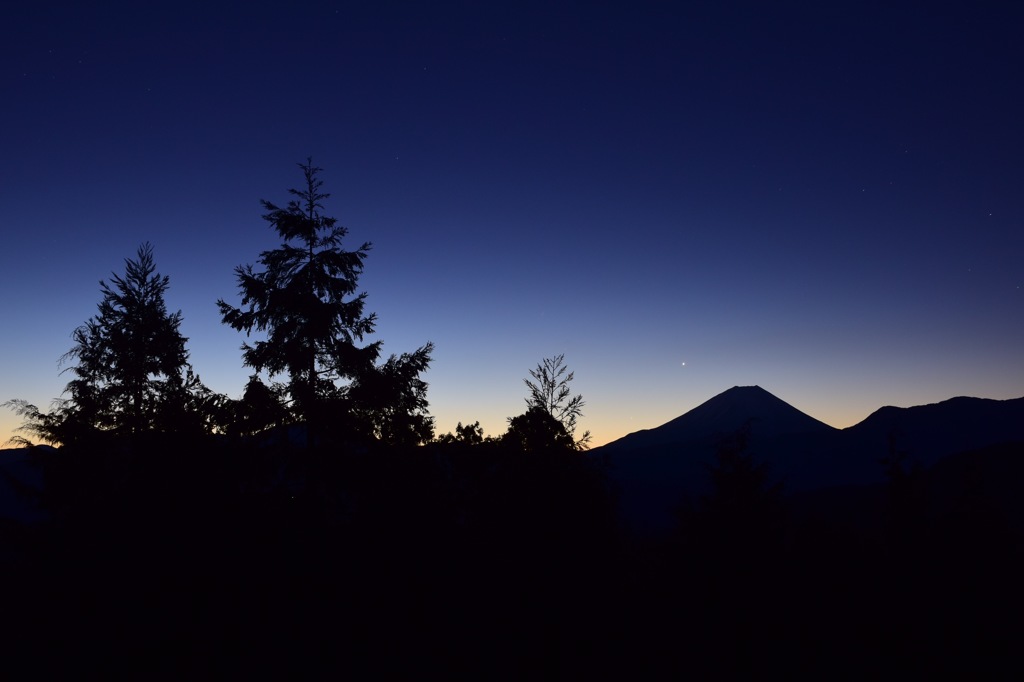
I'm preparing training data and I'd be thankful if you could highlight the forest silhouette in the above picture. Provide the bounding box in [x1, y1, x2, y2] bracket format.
[2, 162, 1023, 677]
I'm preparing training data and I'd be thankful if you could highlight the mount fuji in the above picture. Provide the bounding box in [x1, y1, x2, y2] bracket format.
[600, 385, 835, 452]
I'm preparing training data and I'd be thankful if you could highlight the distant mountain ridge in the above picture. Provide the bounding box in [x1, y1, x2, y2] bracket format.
[593, 386, 1024, 534]
[843, 394, 1024, 466]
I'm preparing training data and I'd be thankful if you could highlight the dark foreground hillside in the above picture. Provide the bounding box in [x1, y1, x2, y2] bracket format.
[2, 437, 1023, 678]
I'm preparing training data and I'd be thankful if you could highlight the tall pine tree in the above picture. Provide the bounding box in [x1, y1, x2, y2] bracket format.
[218, 159, 434, 445]
[7, 243, 209, 445]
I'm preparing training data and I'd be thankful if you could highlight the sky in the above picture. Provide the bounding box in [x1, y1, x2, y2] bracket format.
[3, 0, 1022, 448]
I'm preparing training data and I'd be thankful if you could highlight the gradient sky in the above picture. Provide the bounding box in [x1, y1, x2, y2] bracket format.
[3, 1, 1022, 447]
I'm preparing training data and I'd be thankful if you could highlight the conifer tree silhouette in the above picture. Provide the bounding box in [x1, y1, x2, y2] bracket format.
[218, 159, 434, 445]
[7, 243, 208, 445]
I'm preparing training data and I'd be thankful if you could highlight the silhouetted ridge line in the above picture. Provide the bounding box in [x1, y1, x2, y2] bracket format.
[844, 395, 1024, 467]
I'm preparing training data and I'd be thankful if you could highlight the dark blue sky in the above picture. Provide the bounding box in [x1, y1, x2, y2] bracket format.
[4, 0, 1022, 445]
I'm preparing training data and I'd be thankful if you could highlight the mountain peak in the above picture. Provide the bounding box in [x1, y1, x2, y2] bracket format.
[712, 384, 775, 402]
[599, 385, 835, 452]
[723, 384, 768, 393]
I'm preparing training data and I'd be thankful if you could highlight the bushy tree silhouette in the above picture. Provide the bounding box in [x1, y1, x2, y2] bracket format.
[680, 421, 787, 573]
[7, 243, 210, 445]
[347, 344, 435, 446]
[523, 354, 591, 449]
[699, 423, 784, 537]
[880, 430, 925, 527]
[218, 159, 433, 444]
[231, 375, 290, 437]
[435, 421, 490, 445]
[504, 406, 576, 453]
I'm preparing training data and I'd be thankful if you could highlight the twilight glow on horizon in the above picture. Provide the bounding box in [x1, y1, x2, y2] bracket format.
[2, 1, 1022, 448]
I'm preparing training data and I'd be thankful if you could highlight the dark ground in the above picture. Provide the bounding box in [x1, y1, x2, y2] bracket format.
[3, 439, 1022, 679]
